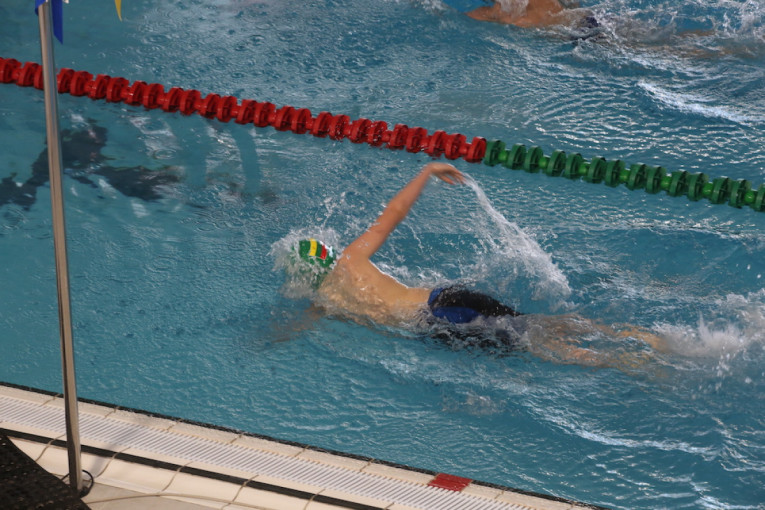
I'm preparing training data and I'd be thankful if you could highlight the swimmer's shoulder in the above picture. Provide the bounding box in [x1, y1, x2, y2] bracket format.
[466, 6, 495, 21]
[466, 4, 518, 24]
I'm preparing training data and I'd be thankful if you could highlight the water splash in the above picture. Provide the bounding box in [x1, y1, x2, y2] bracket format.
[463, 175, 572, 305]
[495, 0, 529, 18]
[655, 290, 765, 358]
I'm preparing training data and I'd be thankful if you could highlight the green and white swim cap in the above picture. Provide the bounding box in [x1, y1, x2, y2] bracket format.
[293, 238, 337, 288]
[297, 238, 336, 267]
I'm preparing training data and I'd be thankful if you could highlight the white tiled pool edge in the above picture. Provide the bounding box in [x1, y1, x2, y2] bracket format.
[0, 383, 602, 510]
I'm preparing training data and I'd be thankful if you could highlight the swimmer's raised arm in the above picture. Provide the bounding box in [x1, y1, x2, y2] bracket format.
[344, 162, 465, 260]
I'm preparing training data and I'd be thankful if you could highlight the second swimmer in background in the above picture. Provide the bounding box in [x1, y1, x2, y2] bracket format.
[465, 0, 595, 29]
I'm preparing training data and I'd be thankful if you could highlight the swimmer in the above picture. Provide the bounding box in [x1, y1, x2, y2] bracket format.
[465, 0, 593, 29]
[462, 1, 736, 54]
[285, 162, 667, 366]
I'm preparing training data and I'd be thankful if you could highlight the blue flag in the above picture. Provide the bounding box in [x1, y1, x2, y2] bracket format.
[35, 0, 64, 44]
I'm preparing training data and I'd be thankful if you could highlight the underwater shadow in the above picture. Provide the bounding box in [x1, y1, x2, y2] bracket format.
[0, 121, 180, 211]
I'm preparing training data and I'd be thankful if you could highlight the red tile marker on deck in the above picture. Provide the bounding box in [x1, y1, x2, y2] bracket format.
[428, 472, 473, 491]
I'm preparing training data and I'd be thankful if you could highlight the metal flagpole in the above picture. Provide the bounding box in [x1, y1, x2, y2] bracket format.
[37, 0, 83, 493]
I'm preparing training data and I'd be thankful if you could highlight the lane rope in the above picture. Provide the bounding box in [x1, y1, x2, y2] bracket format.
[2, 57, 763, 213]
[482, 141, 765, 211]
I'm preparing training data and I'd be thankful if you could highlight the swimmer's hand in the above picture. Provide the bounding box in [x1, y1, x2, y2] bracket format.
[424, 162, 466, 185]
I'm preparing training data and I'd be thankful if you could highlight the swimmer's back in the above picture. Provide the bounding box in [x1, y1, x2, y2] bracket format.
[318, 258, 431, 326]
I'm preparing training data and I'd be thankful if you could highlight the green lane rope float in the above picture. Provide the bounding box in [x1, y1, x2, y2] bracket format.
[482, 141, 765, 211]
[2, 57, 764, 213]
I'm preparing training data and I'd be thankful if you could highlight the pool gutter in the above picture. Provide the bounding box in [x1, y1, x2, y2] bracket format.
[0, 382, 607, 510]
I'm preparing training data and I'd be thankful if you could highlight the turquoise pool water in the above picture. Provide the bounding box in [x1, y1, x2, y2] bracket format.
[1, 0, 764, 508]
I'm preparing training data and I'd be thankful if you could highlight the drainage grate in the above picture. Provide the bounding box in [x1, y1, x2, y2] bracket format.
[0, 395, 527, 510]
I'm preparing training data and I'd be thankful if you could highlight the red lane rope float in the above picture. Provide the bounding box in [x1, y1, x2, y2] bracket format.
[0, 58, 486, 164]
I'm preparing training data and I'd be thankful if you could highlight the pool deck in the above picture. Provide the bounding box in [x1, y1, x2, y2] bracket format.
[0, 383, 606, 510]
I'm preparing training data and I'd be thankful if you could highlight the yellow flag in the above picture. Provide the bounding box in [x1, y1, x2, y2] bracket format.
[115, 0, 122, 21]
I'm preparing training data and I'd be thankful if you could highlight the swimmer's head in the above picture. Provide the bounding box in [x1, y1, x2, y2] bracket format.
[291, 238, 337, 288]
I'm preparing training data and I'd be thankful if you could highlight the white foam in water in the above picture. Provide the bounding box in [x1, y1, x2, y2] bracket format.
[463, 176, 572, 304]
[130, 200, 150, 218]
[656, 290, 765, 357]
[494, 0, 529, 18]
[638, 80, 765, 124]
[712, 0, 765, 39]
[658, 317, 744, 358]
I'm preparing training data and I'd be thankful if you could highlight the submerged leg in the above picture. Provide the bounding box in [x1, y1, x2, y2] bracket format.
[524, 314, 667, 369]
[613, 326, 670, 353]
